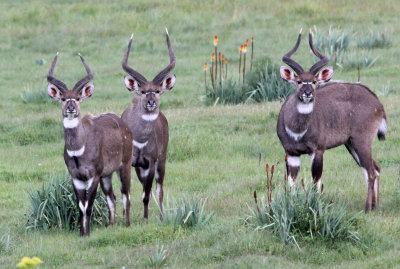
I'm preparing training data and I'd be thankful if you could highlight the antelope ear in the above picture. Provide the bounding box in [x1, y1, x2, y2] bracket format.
[317, 66, 333, 82]
[280, 66, 295, 83]
[161, 74, 176, 93]
[124, 76, 139, 93]
[47, 84, 62, 102]
[81, 84, 94, 101]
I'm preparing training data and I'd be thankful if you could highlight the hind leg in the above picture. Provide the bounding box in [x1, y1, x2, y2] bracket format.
[155, 159, 166, 220]
[372, 159, 380, 209]
[118, 165, 131, 227]
[100, 176, 116, 226]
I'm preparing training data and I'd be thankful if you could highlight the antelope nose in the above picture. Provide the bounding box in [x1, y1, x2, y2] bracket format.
[305, 89, 312, 96]
[148, 99, 156, 106]
[67, 104, 75, 112]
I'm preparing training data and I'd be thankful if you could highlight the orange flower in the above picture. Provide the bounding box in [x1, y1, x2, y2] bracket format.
[211, 53, 215, 61]
[245, 39, 249, 47]
[214, 35, 218, 46]
[204, 63, 208, 70]
[225, 58, 228, 64]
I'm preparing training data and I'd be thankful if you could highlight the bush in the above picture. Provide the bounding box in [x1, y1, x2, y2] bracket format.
[247, 181, 362, 249]
[26, 173, 109, 231]
[158, 196, 214, 231]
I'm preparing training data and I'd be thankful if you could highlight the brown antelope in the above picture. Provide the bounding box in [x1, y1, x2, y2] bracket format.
[47, 53, 133, 236]
[277, 29, 387, 212]
[121, 29, 176, 220]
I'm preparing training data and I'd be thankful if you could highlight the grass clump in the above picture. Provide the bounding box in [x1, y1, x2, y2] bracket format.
[21, 85, 52, 104]
[147, 241, 168, 268]
[158, 197, 214, 231]
[357, 31, 392, 49]
[0, 231, 13, 253]
[25, 173, 109, 231]
[247, 164, 362, 249]
[205, 79, 245, 106]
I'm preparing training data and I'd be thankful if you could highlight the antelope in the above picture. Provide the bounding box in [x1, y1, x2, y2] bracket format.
[277, 29, 387, 212]
[121, 29, 176, 220]
[47, 53, 133, 236]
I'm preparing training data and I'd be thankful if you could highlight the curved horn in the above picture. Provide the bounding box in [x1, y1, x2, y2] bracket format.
[122, 34, 148, 86]
[152, 28, 176, 85]
[309, 29, 329, 75]
[47, 52, 68, 92]
[282, 29, 304, 75]
[72, 53, 94, 92]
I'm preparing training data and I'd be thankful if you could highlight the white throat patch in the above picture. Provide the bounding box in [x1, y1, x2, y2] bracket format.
[285, 126, 307, 141]
[67, 146, 85, 157]
[297, 102, 314, 114]
[63, 117, 80, 128]
[141, 113, 159, 121]
[133, 140, 148, 149]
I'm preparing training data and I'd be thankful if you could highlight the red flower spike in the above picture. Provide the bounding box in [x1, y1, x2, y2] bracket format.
[265, 164, 269, 173]
[271, 165, 275, 174]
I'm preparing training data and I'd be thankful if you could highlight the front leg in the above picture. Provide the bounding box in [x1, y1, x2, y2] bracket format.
[135, 158, 155, 221]
[310, 151, 324, 191]
[286, 154, 301, 187]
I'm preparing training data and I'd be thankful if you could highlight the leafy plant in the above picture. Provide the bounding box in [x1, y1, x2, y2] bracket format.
[157, 196, 214, 231]
[147, 241, 168, 268]
[21, 84, 53, 104]
[247, 167, 362, 249]
[25, 173, 109, 231]
[0, 231, 13, 253]
[205, 79, 246, 106]
[344, 50, 378, 69]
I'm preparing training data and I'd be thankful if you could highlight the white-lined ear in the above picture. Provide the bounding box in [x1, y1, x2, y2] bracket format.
[161, 74, 176, 93]
[124, 76, 139, 92]
[280, 66, 295, 83]
[81, 84, 94, 101]
[317, 66, 333, 82]
[47, 84, 62, 102]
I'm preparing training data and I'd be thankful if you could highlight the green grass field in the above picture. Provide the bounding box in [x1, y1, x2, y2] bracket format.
[1, 0, 399, 268]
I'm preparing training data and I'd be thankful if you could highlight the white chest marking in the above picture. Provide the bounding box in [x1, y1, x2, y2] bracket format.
[285, 126, 307, 141]
[63, 117, 80, 128]
[67, 145, 85, 157]
[141, 113, 159, 121]
[133, 140, 148, 149]
[297, 102, 314, 114]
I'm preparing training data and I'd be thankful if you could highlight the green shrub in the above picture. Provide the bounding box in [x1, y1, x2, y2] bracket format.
[205, 79, 246, 106]
[26, 173, 109, 231]
[357, 31, 392, 49]
[247, 182, 362, 249]
[21, 85, 53, 104]
[158, 196, 214, 231]
[246, 63, 294, 103]
[344, 50, 378, 69]
[147, 241, 168, 268]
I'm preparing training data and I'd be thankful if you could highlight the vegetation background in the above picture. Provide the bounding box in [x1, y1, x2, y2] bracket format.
[0, 0, 399, 268]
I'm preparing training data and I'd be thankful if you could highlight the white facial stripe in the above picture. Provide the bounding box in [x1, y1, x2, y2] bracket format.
[285, 126, 307, 141]
[102, 177, 112, 191]
[73, 179, 86, 190]
[63, 117, 80, 128]
[297, 102, 314, 114]
[133, 140, 148, 149]
[141, 113, 159, 121]
[67, 146, 85, 157]
[302, 82, 313, 85]
[361, 167, 368, 186]
[287, 155, 300, 167]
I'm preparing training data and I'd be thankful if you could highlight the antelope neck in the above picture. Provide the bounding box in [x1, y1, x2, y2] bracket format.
[63, 116, 86, 153]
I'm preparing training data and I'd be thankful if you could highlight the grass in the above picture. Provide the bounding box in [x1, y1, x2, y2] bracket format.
[0, 0, 400, 268]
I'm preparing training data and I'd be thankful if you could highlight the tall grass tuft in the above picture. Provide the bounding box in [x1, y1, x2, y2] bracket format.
[158, 196, 214, 231]
[205, 79, 246, 105]
[247, 179, 362, 249]
[357, 31, 392, 49]
[21, 85, 53, 104]
[344, 50, 378, 69]
[0, 231, 13, 253]
[147, 241, 168, 268]
[246, 63, 294, 103]
[26, 173, 109, 231]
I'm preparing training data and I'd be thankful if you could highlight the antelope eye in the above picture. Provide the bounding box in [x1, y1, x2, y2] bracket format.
[156, 90, 160, 94]
[61, 98, 66, 101]
[312, 81, 317, 84]
[297, 81, 302, 84]
[141, 91, 145, 94]
[76, 98, 80, 101]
